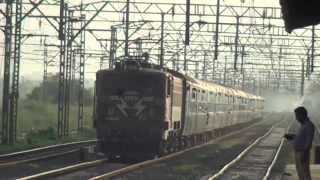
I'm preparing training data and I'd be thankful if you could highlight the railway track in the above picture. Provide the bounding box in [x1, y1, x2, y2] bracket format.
[16, 113, 282, 180]
[0, 139, 98, 179]
[0, 139, 97, 168]
[17, 113, 287, 180]
[205, 115, 292, 180]
[85, 114, 290, 180]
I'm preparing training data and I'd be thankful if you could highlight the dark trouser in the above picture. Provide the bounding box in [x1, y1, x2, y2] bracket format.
[295, 150, 312, 180]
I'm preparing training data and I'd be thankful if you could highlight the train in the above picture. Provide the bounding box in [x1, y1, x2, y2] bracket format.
[95, 57, 264, 161]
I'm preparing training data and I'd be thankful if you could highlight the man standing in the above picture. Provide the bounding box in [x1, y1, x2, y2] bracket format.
[284, 106, 315, 180]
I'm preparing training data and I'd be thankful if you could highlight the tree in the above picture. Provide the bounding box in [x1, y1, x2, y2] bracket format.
[27, 74, 93, 105]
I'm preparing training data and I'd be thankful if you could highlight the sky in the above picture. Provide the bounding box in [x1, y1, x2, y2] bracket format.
[0, 0, 282, 84]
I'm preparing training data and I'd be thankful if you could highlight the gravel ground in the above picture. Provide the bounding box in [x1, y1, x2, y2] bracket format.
[111, 113, 287, 180]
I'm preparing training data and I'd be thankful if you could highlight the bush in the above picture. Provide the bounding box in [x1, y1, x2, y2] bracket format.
[26, 74, 93, 105]
[26, 127, 57, 145]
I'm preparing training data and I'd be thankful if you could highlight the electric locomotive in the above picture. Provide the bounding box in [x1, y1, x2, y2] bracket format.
[95, 57, 264, 161]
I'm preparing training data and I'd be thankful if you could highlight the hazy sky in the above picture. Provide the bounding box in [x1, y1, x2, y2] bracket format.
[74, 0, 280, 7]
[0, 0, 282, 84]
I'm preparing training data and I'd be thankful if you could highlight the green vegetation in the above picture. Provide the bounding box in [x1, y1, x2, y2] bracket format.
[0, 127, 96, 154]
[0, 74, 96, 154]
[18, 100, 94, 133]
[27, 74, 93, 105]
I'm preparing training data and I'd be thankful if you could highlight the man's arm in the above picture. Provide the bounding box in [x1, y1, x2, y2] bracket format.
[284, 133, 296, 140]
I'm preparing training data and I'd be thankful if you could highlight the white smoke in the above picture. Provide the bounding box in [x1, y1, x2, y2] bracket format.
[262, 90, 300, 113]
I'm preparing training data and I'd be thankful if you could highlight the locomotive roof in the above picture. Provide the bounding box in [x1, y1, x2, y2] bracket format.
[97, 65, 167, 76]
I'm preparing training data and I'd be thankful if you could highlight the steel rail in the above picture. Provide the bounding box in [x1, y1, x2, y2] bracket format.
[262, 117, 293, 180]
[262, 136, 285, 180]
[18, 115, 275, 180]
[207, 116, 289, 180]
[17, 158, 108, 180]
[0, 149, 79, 168]
[0, 139, 97, 159]
[0, 139, 98, 168]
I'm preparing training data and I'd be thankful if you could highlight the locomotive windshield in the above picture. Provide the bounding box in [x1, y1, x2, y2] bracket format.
[97, 72, 165, 122]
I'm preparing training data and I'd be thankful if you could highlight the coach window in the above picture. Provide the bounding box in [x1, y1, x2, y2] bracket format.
[221, 94, 226, 111]
[237, 97, 240, 110]
[225, 94, 228, 104]
[167, 77, 172, 97]
[201, 90, 203, 101]
[205, 91, 208, 102]
[186, 86, 190, 100]
[252, 100, 255, 109]
[209, 92, 213, 102]
[246, 99, 249, 109]
[202, 90, 206, 102]
[240, 97, 243, 110]
[192, 88, 197, 101]
[226, 95, 229, 104]
[208, 92, 213, 109]
[221, 94, 224, 104]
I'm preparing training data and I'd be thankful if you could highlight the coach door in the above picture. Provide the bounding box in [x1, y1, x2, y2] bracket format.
[172, 77, 183, 131]
[166, 76, 173, 130]
[208, 91, 215, 129]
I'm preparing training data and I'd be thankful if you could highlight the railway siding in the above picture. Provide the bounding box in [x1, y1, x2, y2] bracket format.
[211, 127, 286, 180]
[16, 113, 289, 180]
[0, 140, 98, 179]
[0, 139, 97, 164]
